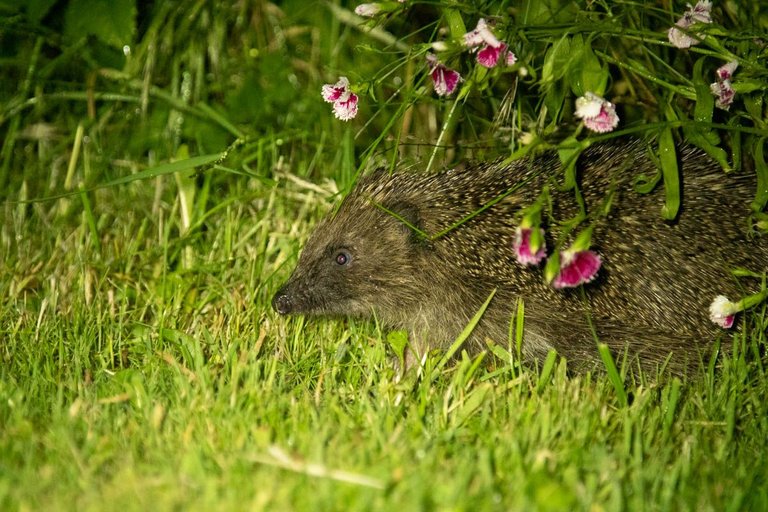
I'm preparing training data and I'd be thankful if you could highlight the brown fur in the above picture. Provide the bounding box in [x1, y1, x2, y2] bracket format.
[273, 140, 767, 375]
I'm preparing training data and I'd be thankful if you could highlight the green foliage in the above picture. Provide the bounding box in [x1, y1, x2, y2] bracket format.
[63, 0, 136, 49]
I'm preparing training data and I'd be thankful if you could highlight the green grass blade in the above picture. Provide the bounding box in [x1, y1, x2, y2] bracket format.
[658, 127, 681, 220]
[598, 343, 628, 407]
[435, 289, 497, 373]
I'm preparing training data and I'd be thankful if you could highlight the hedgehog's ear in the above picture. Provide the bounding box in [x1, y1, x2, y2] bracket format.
[385, 200, 424, 241]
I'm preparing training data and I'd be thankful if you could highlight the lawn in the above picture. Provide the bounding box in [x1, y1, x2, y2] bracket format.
[1, 1, 767, 510]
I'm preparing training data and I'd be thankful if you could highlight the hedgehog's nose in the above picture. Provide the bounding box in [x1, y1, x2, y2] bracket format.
[272, 291, 293, 315]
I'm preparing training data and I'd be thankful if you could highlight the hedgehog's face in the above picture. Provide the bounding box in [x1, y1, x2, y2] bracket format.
[272, 198, 426, 321]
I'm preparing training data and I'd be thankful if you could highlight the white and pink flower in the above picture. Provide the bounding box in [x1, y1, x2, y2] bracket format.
[476, 42, 517, 68]
[354, 3, 381, 17]
[321, 76, 359, 121]
[463, 18, 501, 48]
[668, 0, 713, 49]
[715, 60, 738, 81]
[711, 61, 738, 110]
[709, 295, 738, 329]
[513, 227, 547, 266]
[575, 92, 619, 133]
[427, 53, 461, 96]
[463, 18, 517, 69]
[321, 76, 350, 103]
[551, 250, 602, 289]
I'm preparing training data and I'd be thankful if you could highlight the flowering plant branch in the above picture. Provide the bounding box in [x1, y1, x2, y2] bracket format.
[321, 1, 767, 311]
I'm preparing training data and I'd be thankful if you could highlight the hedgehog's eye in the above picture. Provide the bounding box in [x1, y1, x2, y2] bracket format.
[334, 250, 351, 266]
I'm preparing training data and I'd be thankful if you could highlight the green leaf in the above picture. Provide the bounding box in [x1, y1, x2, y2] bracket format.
[730, 124, 742, 172]
[570, 225, 594, 252]
[683, 58, 730, 170]
[692, 58, 715, 129]
[658, 128, 681, 220]
[597, 343, 627, 407]
[733, 79, 767, 95]
[443, 8, 467, 40]
[569, 38, 607, 97]
[520, 0, 578, 25]
[435, 289, 496, 373]
[682, 127, 730, 171]
[102, 153, 222, 188]
[544, 252, 561, 284]
[19, 0, 58, 23]
[557, 136, 583, 190]
[453, 382, 491, 427]
[633, 145, 662, 194]
[751, 136, 768, 213]
[542, 36, 572, 87]
[536, 350, 558, 392]
[565, 36, 585, 95]
[543, 80, 567, 123]
[174, 145, 197, 236]
[743, 95, 764, 126]
[662, 378, 682, 435]
[514, 298, 525, 360]
[64, 0, 136, 48]
[386, 330, 409, 369]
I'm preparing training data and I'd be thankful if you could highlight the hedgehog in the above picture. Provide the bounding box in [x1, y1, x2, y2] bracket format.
[272, 140, 767, 375]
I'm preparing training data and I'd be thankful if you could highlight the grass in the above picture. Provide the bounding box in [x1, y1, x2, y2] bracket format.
[3, 152, 767, 510]
[2, 0, 768, 510]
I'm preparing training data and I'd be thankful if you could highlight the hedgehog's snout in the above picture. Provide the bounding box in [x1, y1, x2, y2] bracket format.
[272, 288, 294, 315]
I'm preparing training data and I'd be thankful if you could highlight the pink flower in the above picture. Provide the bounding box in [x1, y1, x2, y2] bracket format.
[710, 80, 735, 110]
[427, 53, 461, 96]
[709, 295, 738, 329]
[513, 227, 546, 266]
[354, 3, 381, 17]
[667, 0, 713, 49]
[476, 42, 517, 69]
[332, 93, 359, 120]
[575, 92, 619, 133]
[463, 18, 500, 48]
[321, 77, 359, 121]
[716, 61, 738, 80]
[552, 250, 602, 289]
[477, 44, 502, 68]
[464, 19, 517, 69]
[689, 0, 713, 22]
[322, 76, 350, 102]
[710, 61, 738, 110]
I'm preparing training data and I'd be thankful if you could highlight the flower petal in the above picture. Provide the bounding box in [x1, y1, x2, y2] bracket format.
[513, 227, 546, 266]
[354, 3, 381, 17]
[332, 93, 358, 121]
[709, 295, 738, 328]
[476, 43, 503, 68]
[476, 18, 501, 48]
[668, 0, 712, 48]
[428, 54, 461, 96]
[464, 18, 500, 48]
[710, 79, 736, 110]
[584, 105, 620, 133]
[575, 93, 619, 133]
[690, 0, 713, 23]
[552, 250, 602, 289]
[716, 61, 738, 80]
[574, 93, 603, 119]
[667, 26, 698, 49]
[321, 77, 350, 103]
